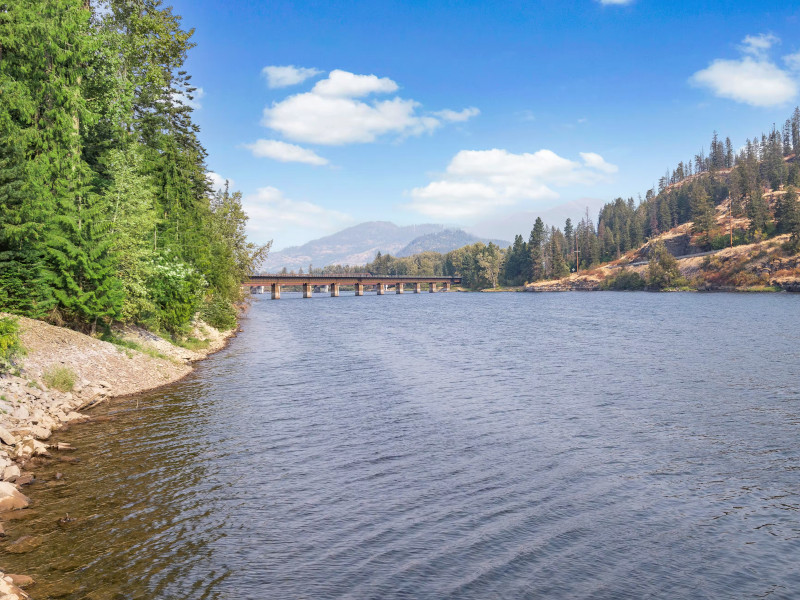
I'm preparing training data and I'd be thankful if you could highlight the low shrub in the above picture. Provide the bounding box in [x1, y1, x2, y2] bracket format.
[600, 269, 646, 291]
[201, 295, 238, 331]
[43, 366, 76, 392]
[0, 316, 26, 375]
[710, 230, 747, 250]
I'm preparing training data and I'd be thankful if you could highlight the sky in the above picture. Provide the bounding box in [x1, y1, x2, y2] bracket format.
[168, 0, 800, 250]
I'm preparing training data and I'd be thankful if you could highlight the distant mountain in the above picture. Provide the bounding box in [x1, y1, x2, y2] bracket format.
[262, 222, 445, 271]
[397, 229, 510, 257]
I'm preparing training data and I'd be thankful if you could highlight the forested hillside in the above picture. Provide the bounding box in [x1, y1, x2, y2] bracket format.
[347, 109, 800, 290]
[0, 1, 266, 333]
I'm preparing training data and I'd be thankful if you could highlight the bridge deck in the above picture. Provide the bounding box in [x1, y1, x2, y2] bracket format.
[244, 275, 461, 286]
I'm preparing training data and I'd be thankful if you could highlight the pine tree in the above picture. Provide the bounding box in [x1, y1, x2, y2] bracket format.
[690, 186, 716, 249]
[528, 217, 545, 280]
[748, 190, 770, 240]
[775, 186, 799, 237]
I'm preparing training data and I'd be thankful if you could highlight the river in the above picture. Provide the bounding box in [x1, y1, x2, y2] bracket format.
[2, 292, 800, 599]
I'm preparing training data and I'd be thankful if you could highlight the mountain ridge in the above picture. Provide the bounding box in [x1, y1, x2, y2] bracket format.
[262, 222, 445, 271]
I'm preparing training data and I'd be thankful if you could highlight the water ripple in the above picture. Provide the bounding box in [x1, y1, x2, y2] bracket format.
[2, 292, 800, 599]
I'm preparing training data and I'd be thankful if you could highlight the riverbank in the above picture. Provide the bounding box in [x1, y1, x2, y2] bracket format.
[0, 313, 236, 597]
[525, 234, 800, 293]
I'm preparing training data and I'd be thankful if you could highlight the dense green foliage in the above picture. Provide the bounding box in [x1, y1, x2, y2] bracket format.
[599, 269, 646, 291]
[0, 315, 25, 374]
[0, 1, 267, 333]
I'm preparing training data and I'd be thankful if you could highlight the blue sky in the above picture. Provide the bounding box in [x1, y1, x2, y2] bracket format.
[170, 0, 800, 249]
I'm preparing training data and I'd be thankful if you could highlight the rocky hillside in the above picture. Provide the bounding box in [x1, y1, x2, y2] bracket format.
[527, 195, 800, 292]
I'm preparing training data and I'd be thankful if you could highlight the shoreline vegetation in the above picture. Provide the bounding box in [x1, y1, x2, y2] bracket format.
[0, 311, 236, 596]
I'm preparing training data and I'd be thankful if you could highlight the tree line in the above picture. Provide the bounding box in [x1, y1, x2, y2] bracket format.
[0, 1, 267, 333]
[347, 108, 800, 289]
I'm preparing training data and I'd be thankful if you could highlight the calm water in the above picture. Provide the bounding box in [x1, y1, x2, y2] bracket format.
[3, 292, 800, 599]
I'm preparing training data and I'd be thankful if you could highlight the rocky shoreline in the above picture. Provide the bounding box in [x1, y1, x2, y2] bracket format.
[0, 313, 236, 598]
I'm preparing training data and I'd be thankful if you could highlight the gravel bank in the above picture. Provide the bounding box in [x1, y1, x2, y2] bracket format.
[0, 314, 235, 598]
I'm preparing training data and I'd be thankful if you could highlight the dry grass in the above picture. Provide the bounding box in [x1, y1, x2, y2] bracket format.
[43, 365, 76, 392]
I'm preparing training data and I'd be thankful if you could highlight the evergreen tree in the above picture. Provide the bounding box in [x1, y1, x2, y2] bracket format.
[748, 190, 770, 240]
[690, 186, 716, 249]
[647, 241, 684, 290]
[528, 217, 545, 280]
[775, 186, 799, 238]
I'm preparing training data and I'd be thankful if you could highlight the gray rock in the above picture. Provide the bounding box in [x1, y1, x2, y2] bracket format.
[11, 406, 29, 420]
[2, 466, 20, 482]
[0, 481, 29, 510]
[0, 426, 16, 447]
[30, 426, 51, 441]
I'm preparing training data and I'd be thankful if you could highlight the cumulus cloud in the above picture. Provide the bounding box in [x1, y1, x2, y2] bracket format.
[434, 107, 481, 122]
[579, 152, 618, 174]
[741, 33, 779, 57]
[262, 65, 322, 88]
[207, 172, 233, 192]
[244, 139, 329, 165]
[405, 149, 618, 220]
[261, 69, 479, 145]
[312, 70, 398, 97]
[243, 186, 353, 248]
[690, 34, 799, 107]
[785, 52, 800, 71]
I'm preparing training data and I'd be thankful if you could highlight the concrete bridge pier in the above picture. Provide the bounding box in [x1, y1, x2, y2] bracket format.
[443, 282, 451, 292]
[354, 283, 364, 296]
[396, 283, 404, 294]
[414, 283, 421, 293]
[429, 283, 438, 293]
[377, 283, 385, 295]
[271, 284, 281, 299]
[331, 283, 340, 297]
[303, 283, 313, 298]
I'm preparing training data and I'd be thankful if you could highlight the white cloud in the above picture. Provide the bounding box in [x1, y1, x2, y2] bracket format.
[741, 33, 779, 57]
[312, 70, 397, 97]
[434, 107, 481, 122]
[243, 186, 353, 248]
[207, 172, 233, 192]
[261, 69, 479, 145]
[690, 34, 799, 107]
[690, 56, 797, 107]
[262, 65, 322, 89]
[579, 152, 618, 174]
[405, 149, 618, 220]
[785, 51, 800, 71]
[244, 139, 329, 165]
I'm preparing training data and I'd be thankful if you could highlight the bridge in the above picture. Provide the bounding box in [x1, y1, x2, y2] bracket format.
[243, 274, 462, 299]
